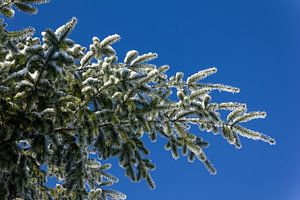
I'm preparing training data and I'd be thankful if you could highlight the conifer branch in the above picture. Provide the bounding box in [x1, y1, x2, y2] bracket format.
[0, 8, 275, 199]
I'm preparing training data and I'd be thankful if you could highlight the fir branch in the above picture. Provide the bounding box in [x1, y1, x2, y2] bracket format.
[232, 125, 275, 145]
[186, 67, 217, 84]
[0, 12, 276, 199]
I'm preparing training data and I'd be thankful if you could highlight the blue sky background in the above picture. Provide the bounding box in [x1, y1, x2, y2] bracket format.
[7, 0, 300, 199]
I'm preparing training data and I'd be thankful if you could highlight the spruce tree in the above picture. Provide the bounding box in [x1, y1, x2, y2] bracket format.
[0, 1, 275, 199]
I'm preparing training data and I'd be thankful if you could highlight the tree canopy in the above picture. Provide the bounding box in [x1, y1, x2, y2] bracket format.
[0, 1, 275, 199]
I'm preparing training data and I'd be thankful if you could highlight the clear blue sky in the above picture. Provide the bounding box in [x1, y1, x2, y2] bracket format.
[8, 0, 300, 199]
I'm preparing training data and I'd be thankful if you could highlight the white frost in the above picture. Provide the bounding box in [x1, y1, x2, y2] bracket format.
[82, 77, 100, 85]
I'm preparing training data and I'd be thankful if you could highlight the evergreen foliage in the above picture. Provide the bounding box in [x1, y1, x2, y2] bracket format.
[0, 0, 49, 18]
[0, 2, 275, 199]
